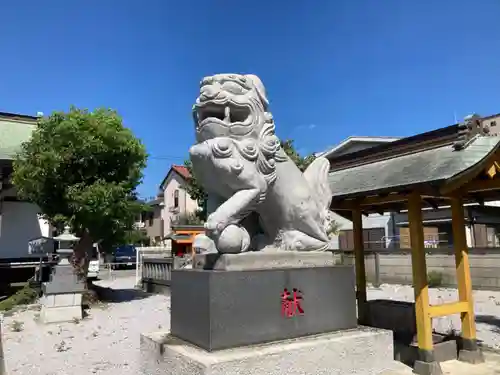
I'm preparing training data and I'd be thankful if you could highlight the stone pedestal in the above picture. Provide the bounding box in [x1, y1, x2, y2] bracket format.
[140, 327, 397, 375]
[171, 264, 357, 351]
[40, 259, 85, 324]
[142, 253, 396, 374]
[193, 251, 338, 271]
[40, 292, 83, 324]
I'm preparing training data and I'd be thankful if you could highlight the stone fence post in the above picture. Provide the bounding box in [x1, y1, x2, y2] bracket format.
[0, 317, 6, 374]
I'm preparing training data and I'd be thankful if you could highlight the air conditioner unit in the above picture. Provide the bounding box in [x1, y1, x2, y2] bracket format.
[169, 206, 180, 213]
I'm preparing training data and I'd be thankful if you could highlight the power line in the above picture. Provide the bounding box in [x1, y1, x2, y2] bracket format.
[148, 155, 186, 161]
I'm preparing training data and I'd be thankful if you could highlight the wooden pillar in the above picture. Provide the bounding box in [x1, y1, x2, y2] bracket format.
[451, 196, 483, 363]
[450, 196, 476, 338]
[352, 207, 367, 323]
[408, 192, 434, 352]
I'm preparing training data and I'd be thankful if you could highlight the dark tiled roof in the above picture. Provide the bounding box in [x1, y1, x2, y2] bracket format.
[328, 136, 500, 198]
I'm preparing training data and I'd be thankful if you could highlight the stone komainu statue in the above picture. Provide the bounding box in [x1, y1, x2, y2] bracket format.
[189, 74, 332, 254]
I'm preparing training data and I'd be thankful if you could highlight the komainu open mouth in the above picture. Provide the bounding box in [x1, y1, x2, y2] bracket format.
[195, 102, 251, 126]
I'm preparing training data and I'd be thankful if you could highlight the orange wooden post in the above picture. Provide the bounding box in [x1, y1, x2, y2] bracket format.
[407, 192, 444, 375]
[451, 196, 484, 363]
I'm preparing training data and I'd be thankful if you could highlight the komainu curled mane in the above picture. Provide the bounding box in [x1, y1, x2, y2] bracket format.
[189, 73, 332, 253]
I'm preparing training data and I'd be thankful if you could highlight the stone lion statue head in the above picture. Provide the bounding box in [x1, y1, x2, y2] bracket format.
[192, 73, 288, 184]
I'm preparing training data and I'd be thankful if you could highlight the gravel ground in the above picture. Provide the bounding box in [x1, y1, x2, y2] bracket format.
[1, 278, 500, 375]
[2, 276, 170, 375]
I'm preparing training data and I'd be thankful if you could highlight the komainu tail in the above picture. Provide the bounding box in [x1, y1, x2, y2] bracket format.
[303, 157, 332, 217]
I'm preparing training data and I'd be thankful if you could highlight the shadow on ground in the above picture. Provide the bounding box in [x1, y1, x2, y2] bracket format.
[476, 315, 500, 334]
[86, 285, 151, 304]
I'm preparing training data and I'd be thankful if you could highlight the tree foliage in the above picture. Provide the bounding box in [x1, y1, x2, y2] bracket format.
[280, 139, 316, 172]
[123, 229, 150, 246]
[171, 211, 205, 226]
[184, 139, 316, 220]
[12, 107, 148, 275]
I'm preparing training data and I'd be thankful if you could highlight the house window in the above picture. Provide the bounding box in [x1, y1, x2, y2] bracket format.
[491, 121, 497, 127]
[174, 190, 179, 208]
[148, 212, 154, 227]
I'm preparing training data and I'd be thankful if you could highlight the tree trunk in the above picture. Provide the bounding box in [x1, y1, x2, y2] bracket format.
[70, 231, 93, 286]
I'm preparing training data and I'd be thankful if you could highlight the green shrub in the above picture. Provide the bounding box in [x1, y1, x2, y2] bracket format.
[0, 283, 38, 311]
[427, 271, 444, 288]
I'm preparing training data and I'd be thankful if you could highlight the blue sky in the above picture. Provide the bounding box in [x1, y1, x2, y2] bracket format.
[1, 1, 500, 198]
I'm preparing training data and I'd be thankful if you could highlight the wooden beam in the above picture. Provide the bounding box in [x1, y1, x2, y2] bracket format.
[408, 191, 434, 351]
[471, 193, 485, 206]
[460, 178, 500, 193]
[451, 196, 478, 341]
[331, 193, 409, 209]
[423, 198, 439, 209]
[429, 301, 469, 318]
[352, 207, 367, 324]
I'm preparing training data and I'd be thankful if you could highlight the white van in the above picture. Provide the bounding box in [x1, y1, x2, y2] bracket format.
[87, 243, 100, 279]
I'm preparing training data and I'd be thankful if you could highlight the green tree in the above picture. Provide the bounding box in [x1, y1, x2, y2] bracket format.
[124, 228, 150, 246]
[184, 139, 316, 220]
[280, 139, 316, 172]
[183, 159, 208, 220]
[12, 107, 148, 280]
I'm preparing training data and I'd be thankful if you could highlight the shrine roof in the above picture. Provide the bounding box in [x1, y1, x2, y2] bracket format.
[328, 135, 500, 199]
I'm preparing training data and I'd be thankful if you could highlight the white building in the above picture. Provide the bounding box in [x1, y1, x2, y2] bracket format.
[0, 111, 52, 262]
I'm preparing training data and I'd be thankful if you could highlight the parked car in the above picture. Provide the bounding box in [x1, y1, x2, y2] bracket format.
[111, 245, 137, 269]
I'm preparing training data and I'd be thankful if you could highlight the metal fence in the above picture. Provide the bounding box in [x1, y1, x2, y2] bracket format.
[135, 246, 172, 286]
[142, 257, 174, 286]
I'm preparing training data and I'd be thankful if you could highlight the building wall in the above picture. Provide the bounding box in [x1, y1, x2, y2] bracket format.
[339, 248, 500, 290]
[0, 201, 46, 260]
[329, 212, 394, 249]
[145, 204, 163, 243]
[161, 172, 199, 236]
[482, 115, 500, 134]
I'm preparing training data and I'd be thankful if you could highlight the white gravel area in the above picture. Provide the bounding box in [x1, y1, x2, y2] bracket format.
[2, 276, 170, 375]
[1, 278, 500, 375]
[368, 284, 500, 349]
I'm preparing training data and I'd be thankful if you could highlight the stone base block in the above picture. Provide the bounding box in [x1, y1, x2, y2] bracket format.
[458, 338, 485, 364]
[40, 292, 83, 324]
[459, 349, 485, 364]
[171, 266, 357, 351]
[40, 305, 83, 324]
[140, 327, 397, 375]
[193, 251, 337, 271]
[413, 360, 443, 375]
